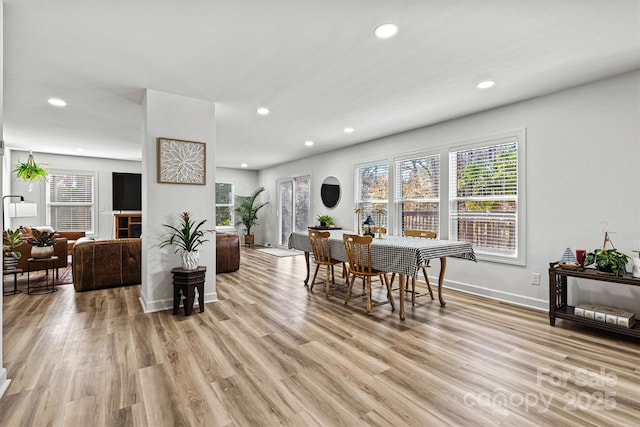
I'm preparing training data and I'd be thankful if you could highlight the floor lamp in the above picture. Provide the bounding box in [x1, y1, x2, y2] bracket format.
[3, 195, 38, 230]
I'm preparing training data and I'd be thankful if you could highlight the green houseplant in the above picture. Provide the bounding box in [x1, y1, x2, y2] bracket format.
[3, 228, 24, 269]
[316, 214, 334, 227]
[584, 248, 629, 277]
[28, 228, 57, 258]
[13, 151, 48, 191]
[235, 187, 269, 246]
[160, 212, 213, 270]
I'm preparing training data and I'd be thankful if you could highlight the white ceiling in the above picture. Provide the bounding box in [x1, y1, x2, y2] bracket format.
[3, 0, 639, 170]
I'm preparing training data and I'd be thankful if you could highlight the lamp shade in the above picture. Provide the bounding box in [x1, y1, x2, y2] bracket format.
[8, 202, 38, 218]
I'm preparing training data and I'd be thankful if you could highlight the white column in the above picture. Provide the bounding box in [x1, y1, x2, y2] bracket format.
[0, 1, 11, 399]
[140, 89, 217, 312]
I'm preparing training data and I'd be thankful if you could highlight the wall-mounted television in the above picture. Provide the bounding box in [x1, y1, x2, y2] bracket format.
[112, 172, 142, 211]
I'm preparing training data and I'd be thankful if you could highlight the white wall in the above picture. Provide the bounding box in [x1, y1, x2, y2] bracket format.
[140, 89, 216, 313]
[6, 150, 141, 239]
[258, 71, 640, 312]
[0, 0, 9, 400]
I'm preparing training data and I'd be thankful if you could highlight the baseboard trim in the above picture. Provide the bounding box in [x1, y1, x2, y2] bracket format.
[139, 292, 218, 313]
[438, 276, 548, 312]
[0, 369, 11, 399]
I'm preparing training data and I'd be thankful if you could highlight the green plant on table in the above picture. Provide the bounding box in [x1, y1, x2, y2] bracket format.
[28, 229, 57, 247]
[159, 212, 213, 253]
[3, 228, 24, 259]
[316, 214, 334, 227]
[584, 248, 629, 277]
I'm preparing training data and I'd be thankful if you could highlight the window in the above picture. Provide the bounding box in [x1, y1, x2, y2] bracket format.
[355, 162, 389, 228]
[395, 154, 440, 235]
[46, 170, 96, 233]
[215, 182, 234, 227]
[449, 130, 525, 263]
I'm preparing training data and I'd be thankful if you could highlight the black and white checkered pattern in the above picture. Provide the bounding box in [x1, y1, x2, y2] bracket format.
[289, 230, 476, 278]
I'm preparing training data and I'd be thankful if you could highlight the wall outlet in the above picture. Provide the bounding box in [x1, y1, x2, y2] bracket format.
[531, 272, 540, 285]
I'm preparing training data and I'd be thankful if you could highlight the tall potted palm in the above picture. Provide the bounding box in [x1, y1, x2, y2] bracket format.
[235, 187, 269, 246]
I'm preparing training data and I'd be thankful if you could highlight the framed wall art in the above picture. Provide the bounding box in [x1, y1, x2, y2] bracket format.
[157, 137, 206, 185]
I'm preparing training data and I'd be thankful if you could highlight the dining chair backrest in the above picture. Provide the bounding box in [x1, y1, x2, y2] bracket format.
[309, 230, 333, 263]
[404, 229, 437, 239]
[343, 233, 374, 275]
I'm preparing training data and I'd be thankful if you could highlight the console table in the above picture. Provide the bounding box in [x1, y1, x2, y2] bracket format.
[171, 266, 206, 316]
[548, 261, 640, 338]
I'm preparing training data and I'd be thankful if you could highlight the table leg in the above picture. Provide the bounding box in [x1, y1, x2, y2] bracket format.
[197, 283, 204, 313]
[303, 251, 310, 286]
[438, 257, 447, 307]
[399, 273, 406, 320]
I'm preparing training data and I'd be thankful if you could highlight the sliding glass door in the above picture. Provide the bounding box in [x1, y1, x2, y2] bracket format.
[277, 176, 310, 247]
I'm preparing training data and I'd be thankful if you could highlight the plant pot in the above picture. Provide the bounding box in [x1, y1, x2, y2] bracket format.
[31, 245, 54, 259]
[245, 234, 255, 247]
[182, 250, 199, 270]
[3, 256, 18, 270]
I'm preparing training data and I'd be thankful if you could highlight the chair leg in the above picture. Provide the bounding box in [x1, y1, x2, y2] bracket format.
[310, 264, 320, 291]
[411, 277, 417, 306]
[325, 264, 334, 297]
[422, 266, 434, 300]
[389, 272, 395, 286]
[365, 276, 372, 315]
[344, 273, 354, 305]
[383, 273, 395, 311]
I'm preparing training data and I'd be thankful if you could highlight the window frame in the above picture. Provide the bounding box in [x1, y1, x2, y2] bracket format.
[448, 129, 527, 265]
[45, 168, 98, 234]
[393, 151, 441, 237]
[215, 181, 235, 230]
[354, 160, 390, 231]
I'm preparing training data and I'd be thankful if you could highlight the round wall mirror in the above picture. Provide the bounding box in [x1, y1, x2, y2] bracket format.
[321, 176, 341, 208]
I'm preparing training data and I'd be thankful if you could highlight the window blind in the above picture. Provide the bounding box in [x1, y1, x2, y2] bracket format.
[355, 162, 389, 227]
[47, 172, 95, 232]
[395, 155, 440, 234]
[449, 139, 518, 257]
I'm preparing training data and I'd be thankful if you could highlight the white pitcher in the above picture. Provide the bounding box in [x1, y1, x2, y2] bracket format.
[632, 256, 640, 278]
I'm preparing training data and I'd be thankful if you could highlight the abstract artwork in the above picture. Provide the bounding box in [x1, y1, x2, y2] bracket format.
[157, 138, 206, 185]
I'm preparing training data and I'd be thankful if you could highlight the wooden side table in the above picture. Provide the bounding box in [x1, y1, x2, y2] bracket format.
[171, 266, 206, 316]
[3, 269, 23, 295]
[27, 256, 59, 295]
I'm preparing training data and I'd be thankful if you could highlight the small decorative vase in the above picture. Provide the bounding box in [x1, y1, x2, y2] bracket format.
[632, 257, 640, 278]
[3, 256, 18, 270]
[182, 250, 199, 270]
[31, 245, 55, 259]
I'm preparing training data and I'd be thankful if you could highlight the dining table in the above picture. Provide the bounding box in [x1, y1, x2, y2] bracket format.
[288, 229, 477, 320]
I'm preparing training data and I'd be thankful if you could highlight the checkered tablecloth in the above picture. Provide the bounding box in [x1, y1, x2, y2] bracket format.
[288, 230, 476, 278]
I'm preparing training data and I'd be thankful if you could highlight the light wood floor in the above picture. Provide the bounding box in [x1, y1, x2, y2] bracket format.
[2, 248, 639, 426]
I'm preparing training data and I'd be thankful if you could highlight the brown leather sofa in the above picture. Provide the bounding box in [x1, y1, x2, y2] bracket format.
[216, 233, 240, 273]
[72, 238, 141, 291]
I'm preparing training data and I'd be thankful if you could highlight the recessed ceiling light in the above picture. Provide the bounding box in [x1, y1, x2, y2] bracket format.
[374, 23, 398, 39]
[241, 163, 248, 168]
[48, 98, 67, 107]
[344, 127, 354, 134]
[304, 140, 314, 147]
[476, 80, 496, 89]
[257, 107, 270, 115]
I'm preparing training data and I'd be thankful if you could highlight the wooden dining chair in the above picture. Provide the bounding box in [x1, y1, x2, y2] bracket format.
[402, 229, 437, 305]
[308, 230, 344, 296]
[342, 233, 395, 315]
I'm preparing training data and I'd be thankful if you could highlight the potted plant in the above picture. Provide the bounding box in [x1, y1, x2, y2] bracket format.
[3, 228, 24, 269]
[160, 212, 213, 270]
[28, 228, 57, 258]
[13, 151, 48, 191]
[235, 187, 269, 246]
[584, 248, 629, 277]
[316, 214, 334, 227]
